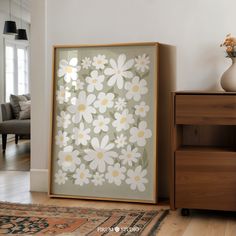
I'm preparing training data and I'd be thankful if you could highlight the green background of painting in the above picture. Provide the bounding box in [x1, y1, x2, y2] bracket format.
[51, 44, 158, 202]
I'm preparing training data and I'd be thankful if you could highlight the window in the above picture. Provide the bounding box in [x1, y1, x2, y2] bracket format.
[5, 40, 29, 102]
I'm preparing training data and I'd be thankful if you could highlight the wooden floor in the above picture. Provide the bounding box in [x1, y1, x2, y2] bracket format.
[0, 171, 235, 236]
[0, 140, 30, 171]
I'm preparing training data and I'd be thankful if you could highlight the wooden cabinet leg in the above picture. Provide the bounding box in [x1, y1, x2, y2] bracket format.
[181, 208, 190, 216]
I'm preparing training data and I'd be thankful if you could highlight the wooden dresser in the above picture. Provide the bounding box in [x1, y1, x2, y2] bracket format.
[171, 92, 236, 214]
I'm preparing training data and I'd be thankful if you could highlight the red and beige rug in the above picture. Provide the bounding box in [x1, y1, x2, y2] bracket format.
[0, 202, 168, 235]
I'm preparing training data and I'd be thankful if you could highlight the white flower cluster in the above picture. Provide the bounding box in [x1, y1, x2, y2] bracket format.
[54, 53, 152, 192]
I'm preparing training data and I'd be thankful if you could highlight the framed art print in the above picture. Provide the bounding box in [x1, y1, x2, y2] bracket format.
[49, 43, 159, 203]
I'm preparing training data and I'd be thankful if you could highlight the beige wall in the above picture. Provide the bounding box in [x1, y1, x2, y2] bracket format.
[30, 0, 236, 197]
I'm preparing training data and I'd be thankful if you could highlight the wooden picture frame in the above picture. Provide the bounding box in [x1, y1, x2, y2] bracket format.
[49, 43, 159, 203]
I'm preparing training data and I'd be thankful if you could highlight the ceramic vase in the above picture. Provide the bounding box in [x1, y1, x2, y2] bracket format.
[221, 57, 236, 92]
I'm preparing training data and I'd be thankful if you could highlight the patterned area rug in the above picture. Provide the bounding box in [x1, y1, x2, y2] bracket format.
[0, 202, 168, 235]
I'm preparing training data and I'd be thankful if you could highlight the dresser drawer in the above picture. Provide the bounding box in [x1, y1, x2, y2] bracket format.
[175, 95, 236, 125]
[175, 149, 236, 211]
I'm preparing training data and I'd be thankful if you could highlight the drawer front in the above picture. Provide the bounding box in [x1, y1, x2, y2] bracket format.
[175, 95, 236, 125]
[175, 150, 236, 211]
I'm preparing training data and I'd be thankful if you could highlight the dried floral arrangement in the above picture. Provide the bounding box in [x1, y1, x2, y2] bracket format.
[221, 34, 236, 57]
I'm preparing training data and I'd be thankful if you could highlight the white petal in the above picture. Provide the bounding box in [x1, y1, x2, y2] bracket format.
[139, 121, 147, 129]
[71, 73, 78, 81]
[98, 161, 106, 172]
[70, 58, 78, 66]
[122, 71, 133, 79]
[138, 183, 145, 192]
[101, 135, 109, 148]
[87, 84, 94, 92]
[90, 160, 98, 170]
[118, 54, 126, 68]
[104, 68, 114, 76]
[107, 75, 118, 87]
[122, 59, 134, 71]
[87, 94, 96, 105]
[117, 77, 124, 89]
[91, 138, 100, 149]
[110, 58, 117, 69]
[57, 68, 64, 77]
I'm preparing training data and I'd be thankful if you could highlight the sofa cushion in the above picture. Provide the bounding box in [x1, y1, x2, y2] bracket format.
[0, 119, 30, 134]
[19, 100, 31, 120]
[10, 94, 30, 119]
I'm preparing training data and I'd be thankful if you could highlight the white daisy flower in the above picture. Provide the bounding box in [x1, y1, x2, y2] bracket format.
[93, 115, 110, 134]
[71, 122, 91, 146]
[57, 58, 81, 83]
[84, 135, 118, 173]
[56, 86, 71, 104]
[55, 130, 69, 148]
[134, 54, 150, 73]
[112, 109, 134, 132]
[68, 91, 96, 124]
[73, 164, 91, 186]
[94, 92, 114, 113]
[57, 111, 71, 129]
[119, 145, 141, 167]
[126, 166, 148, 192]
[55, 170, 68, 185]
[125, 76, 148, 102]
[92, 172, 105, 186]
[92, 54, 108, 70]
[135, 101, 150, 117]
[129, 121, 152, 147]
[104, 54, 134, 89]
[81, 57, 92, 69]
[58, 146, 80, 172]
[86, 70, 104, 92]
[114, 98, 127, 111]
[105, 163, 126, 186]
[72, 79, 84, 91]
[115, 134, 127, 148]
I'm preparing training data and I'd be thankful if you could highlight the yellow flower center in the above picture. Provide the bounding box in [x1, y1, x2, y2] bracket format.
[132, 85, 139, 92]
[112, 170, 119, 177]
[127, 153, 132, 158]
[77, 104, 86, 112]
[65, 155, 72, 162]
[99, 122, 104, 127]
[78, 133, 84, 139]
[60, 136, 64, 142]
[97, 60, 102, 64]
[97, 152, 104, 159]
[138, 130, 145, 138]
[60, 91, 65, 96]
[92, 79, 97, 84]
[120, 117, 126, 124]
[65, 66, 73, 73]
[80, 173, 85, 179]
[135, 176, 140, 181]
[139, 107, 144, 112]
[101, 99, 108, 106]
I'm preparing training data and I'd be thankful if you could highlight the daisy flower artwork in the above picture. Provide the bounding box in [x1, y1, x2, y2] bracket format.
[50, 44, 158, 203]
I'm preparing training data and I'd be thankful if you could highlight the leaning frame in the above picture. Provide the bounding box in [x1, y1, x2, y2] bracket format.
[48, 43, 159, 203]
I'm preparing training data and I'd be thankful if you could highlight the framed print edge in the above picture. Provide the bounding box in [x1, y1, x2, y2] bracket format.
[48, 42, 159, 203]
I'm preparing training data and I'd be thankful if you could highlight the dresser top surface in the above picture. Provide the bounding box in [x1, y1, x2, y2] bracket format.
[174, 90, 236, 95]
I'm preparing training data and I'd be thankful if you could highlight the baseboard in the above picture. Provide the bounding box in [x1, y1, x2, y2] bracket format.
[30, 169, 48, 192]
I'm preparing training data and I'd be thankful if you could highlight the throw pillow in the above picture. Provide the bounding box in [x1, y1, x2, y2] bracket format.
[10, 94, 28, 119]
[19, 100, 31, 120]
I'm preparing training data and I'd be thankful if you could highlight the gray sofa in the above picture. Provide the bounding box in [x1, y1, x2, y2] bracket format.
[0, 103, 30, 152]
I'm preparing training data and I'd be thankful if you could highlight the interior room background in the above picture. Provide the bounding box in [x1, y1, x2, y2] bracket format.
[28, 0, 236, 198]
